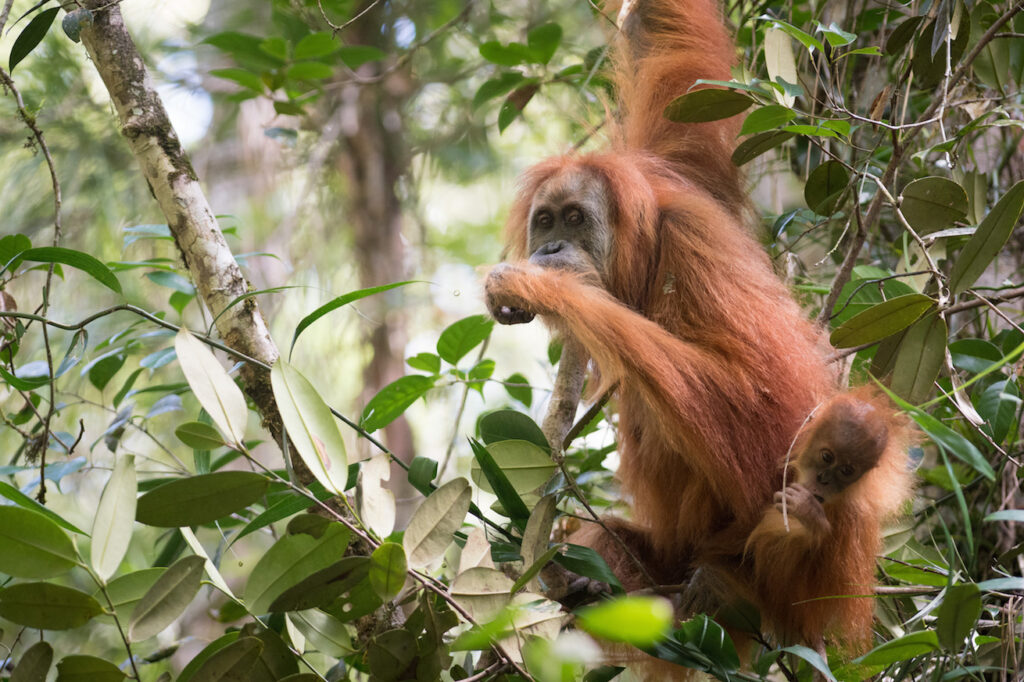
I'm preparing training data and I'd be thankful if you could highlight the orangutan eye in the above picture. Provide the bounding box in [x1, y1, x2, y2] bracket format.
[839, 464, 855, 478]
[565, 207, 584, 225]
[821, 449, 834, 464]
[535, 211, 554, 229]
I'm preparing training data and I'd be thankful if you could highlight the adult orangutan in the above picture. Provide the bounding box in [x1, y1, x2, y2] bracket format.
[483, 0, 913, 669]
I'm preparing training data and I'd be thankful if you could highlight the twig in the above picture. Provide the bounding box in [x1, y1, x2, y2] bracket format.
[439, 338, 490, 480]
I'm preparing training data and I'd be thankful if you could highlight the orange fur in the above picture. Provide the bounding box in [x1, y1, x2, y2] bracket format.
[485, 0, 915, 672]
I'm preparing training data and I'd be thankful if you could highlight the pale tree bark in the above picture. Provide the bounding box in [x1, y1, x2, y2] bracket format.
[77, 2, 291, 455]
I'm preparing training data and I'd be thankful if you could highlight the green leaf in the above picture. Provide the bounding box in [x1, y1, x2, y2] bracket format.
[479, 40, 530, 66]
[135, 471, 270, 527]
[949, 180, 1024, 294]
[406, 352, 441, 374]
[188, 637, 263, 682]
[175, 421, 226, 450]
[504, 372, 532, 407]
[0, 233, 31, 271]
[890, 314, 947, 403]
[527, 23, 562, 64]
[900, 177, 969, 235]
[234, 482, 333, 543]
[91, 454, 137, 582]
[128, 555, 206, 640]
[469, 439, 532, 523]
[739, 105, 795, 135]
[470, 439, 556, 495]
[555, 544, 622, 590]
[337, 45, 385, 69]
[818, 21, 857, 47]
[804, 161, 849, 215]
[209, 68, 265, 92]
[478, 409, 548, 451]
[0, 583, 103, 630]
[0, 480, 86, 534]
[403, 477, 471, 568]
[937, 583, 983, 650]
[895, 400, 995, 481]
[369, 542, 407, 602]
[664, 88, 754, 123]
[856, 630, 939, 666]
[290, 281, 413, 354]
[286, 61, 333, 80]
[437, 314, 494, 364]
[731, 130, 794, 165]
[577, 596, 673, 646]
[176, 633, 240, 682]
[11, 640, 53, 682]
[829, 294, 934, 348]
[271, 360, 349, 493]
[473, 71, 525, 108]
[0, 506, 76, 578]
[245, 523, 351, 614]
[290, 609, 354, 656]
[267, 555, 368, 612]
[985, 509, 1024, 523]
[87, 353, 125, 391]
[368, 629, 417, 681]
[360, 374, 436, 433]
[782, 645, 835, 681]
[8, 7, 59, 73]
[768, 20, 825, 53]
[175, 327, 248, 446]
[294, 32, 337, 60]
[99, 568, 166, 624]
[19, 246, 121, 293]
[54, 655, 125, 682]
[407, 456, 438, 495]
[450, 567, 514, 622]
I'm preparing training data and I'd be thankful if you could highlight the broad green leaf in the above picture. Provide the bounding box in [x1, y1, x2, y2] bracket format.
[209, 67, 264, 92]
[913, 19, 969, 88]
[0, 506, 76, 578]
[478, 410, 548, 451]
[739, 105, 795, 135]
[664, 88, 754, 123]
[290, 609, 353, 656]
[403, 477, 471, 568]
[470, 439, 557, 494]
[0, 233, 31, 271]
[526, 23, 562, 64]
[0, 481, 86, 534]
[473, 72, 525, 108]
[20, 246, 121, 293]
[504, 372, 533, 407]
[804, 161, 849, 215]
[469, 439, 532, 523]
[360, 374, 436, 433]
[406, 456, 438, 495]
[271, 360, 349, 493]
[893, 398, 995, 481]
[856, 630, 939, 665]
[937, 583, 983, 650]
[768, 20, 825, 53]
[268, 556, 369, 612]
[11, 641, 53, 682]
[135, 471, 270, 527]
[188, 637, 263, 682]
[818, 22, 856, 47]
[732, 130, 794, 165]
[294, 32, 337, 60]
[406, 351, 441, 374]
[577, 596, 673, 646]
[829, 294, 934, 348]
[886, 16, 924, 54]
[129, 555, 206, 640]
[764, 27, 799, 106]
[99, 568, 166, 624]
[286, 61, 333, 81]
[175, 327, 247, 445]
[91, 454, 137, 582]
[900, 177, 969, 234]
[176, 633, 240, 682]
[234, 482, 333, 543]
[54, 655, 125, 682]
[555, 544, 622, 590]
[437, 314, 494, 365]
[890, 314, 947, 403]
[949, 180, 1024, 294]
[369, 542, 407, 602]
[368, 629, 417, 681]
[245, 523, 351, 614]
[175, 421, 226, 450]
[479, 40, 529, 66]
[978, 577, 1024, 591]
[9, 7, 59, 72]
[290, 281, 414, 354]
[0, 583, 102, 630]
[521, 494, 557, 570]
[450, 567, 514, 622]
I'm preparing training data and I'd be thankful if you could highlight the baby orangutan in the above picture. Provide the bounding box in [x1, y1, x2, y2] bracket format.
[741, 388, 914, 660]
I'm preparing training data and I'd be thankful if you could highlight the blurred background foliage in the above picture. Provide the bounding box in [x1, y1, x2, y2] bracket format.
[1, 0, 1023, 680]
